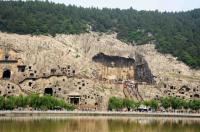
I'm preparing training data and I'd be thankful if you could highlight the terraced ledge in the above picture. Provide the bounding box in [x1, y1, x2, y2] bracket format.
[0, 111, 200, 118]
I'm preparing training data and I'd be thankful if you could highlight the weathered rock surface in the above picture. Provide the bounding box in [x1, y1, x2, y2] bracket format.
[0, 32, 199, 110]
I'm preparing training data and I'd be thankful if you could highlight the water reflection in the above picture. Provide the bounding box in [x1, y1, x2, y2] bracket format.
[0, 116, 199, 132]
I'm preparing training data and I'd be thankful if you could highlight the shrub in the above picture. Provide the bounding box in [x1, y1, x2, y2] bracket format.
[123, 98, 137, 110]
[0, 94, 75, 111]
[108, 97, 123, 111]
[149, 99, 159, 110]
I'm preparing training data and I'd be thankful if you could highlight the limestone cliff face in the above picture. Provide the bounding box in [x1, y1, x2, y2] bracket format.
[92, 53, 135, 80]
[0, 32, 199, 110]
[136, 44, 200, 100]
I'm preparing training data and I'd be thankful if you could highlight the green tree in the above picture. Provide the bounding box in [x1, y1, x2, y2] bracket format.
[189, 100, 200, 111]
[28, 93, 40, 109]
[143, 100, 150, 107]
[149, 99, 159, 111]
[135, 101, 141, 109]
[170, 97, 183, 110]
[15, 95, 28, 108]
[123, 98, 136, 111]
[108, 97, 123, 111]
[4, 96, 17, 110]
[182, 100, 190, 109]
[161, 97, 171, 110]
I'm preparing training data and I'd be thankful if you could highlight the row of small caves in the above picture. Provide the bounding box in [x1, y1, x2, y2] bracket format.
[161, 83, 200, 99]
[9, 73, 200, 102]
[1, 65, 103, 109]
[0, 52, 104, 109]
[0, 52, 149, 109]
[1, 53, 199, 109]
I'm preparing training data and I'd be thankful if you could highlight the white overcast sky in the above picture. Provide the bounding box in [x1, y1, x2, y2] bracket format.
[51, 0, 200, 11]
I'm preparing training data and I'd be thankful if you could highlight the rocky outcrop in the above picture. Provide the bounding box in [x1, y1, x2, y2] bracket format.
[0, 32, 199, 110]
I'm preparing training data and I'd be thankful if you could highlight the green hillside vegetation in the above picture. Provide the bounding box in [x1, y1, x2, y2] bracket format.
[0, 1, 200, 68]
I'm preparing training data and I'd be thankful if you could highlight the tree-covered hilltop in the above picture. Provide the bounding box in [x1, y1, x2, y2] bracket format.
[0, 1, 200, 68]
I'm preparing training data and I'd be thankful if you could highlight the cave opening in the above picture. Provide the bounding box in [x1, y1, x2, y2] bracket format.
[181, 85, 190, 92]
[5, 55, 9, 60]
[194, 94, 199, 98]
[92, 53, 135, 67]
[44, 88, 53, 96]
[17, 65, 26, 72]
[2, 69, 11, 79]
[69, 96, 80, 105]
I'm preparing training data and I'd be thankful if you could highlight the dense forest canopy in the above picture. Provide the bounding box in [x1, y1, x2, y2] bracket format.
[0, 1, 200, 68]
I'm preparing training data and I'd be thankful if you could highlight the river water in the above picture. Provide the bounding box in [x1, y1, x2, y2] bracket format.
[0, 116, 199, 132]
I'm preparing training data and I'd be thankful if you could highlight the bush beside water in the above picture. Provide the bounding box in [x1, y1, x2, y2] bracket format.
[108, 96, 200, 112]
[0, 94, 75, 111]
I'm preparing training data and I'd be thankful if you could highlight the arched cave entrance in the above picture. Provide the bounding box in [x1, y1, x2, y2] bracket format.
[44, 88, 53, 96]
[2, 69, 11, 79]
